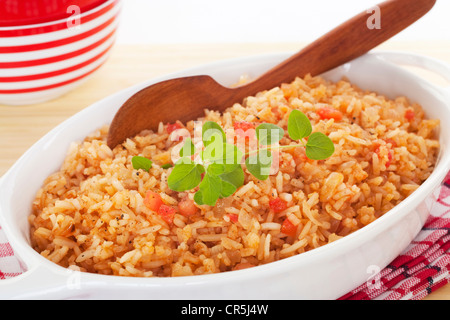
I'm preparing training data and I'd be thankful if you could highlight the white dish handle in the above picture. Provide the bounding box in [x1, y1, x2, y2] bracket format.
[376, 51, 450, 93]
[0, 264, 79, 299]
[0, 191, 76, 299]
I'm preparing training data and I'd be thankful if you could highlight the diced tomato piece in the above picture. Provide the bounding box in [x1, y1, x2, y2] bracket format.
[227, 213, 239, 223]
[233, 121, 254, 132]
[281, 218, 297, 237]
[166, 122, 183, 134]
[178, 197, 198, 217]
[144, 191, 163, 212]
[269, 197, 288, 213]
[158, 204, 176, 224]
[233, 121, 257, 150]
[405, 109, 415, 121]
[317, 106, 343, 121]
[386, 149, 394, 167]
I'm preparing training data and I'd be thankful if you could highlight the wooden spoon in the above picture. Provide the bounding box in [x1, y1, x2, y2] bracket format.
[107, 0, 436, 148]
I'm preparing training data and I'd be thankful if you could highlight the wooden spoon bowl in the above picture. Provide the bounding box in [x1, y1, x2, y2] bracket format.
[107, 0, 436, 149]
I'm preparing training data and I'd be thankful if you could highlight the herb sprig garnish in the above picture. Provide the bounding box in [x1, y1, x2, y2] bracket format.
[131, 156, 152, 172]
[133, 110, 334, 206]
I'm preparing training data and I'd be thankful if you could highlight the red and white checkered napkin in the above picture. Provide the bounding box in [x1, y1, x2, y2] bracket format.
[0, 227, 25, 280]
[1, 172, 450, 300]
[340, 171, 450, 300]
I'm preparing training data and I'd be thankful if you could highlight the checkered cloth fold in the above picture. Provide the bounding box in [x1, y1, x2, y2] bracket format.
[0, 227, 25, 280]
[340, 171, 450, 300]
[1, 172, 450, 300]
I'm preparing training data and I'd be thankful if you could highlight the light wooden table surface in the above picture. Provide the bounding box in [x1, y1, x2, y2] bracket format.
[1, 42, 449, 300]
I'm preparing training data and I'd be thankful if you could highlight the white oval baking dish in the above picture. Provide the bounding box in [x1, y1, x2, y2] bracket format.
[0, 51, 449, 300]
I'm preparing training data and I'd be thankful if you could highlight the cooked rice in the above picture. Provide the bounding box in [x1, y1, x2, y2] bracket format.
[29, 74, 440, 277]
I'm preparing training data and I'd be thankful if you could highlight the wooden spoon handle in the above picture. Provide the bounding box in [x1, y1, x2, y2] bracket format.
[239, 0, 436, 95]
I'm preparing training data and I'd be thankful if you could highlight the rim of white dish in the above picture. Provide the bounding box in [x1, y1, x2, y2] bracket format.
[0, 50, 449, 286]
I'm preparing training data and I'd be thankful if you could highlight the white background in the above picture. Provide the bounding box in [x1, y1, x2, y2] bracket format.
[115, 0, 450, 44]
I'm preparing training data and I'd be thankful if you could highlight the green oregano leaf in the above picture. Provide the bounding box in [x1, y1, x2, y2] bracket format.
[207, 163, 225, 176]
[305, 132, 335, 160]
[194, 190, 204, 205]
[202, 140, 223, 162]
[203, 142, 243, 174]
[131, 156, 152, 172]
[219, 165, 245, 189]
[164, 113, 336, 206]
[167, 162, 205, 192]
[220, 180, 237, 198]
[221, 143, 243, 173]
[197, 173, 222, 206]
[179, 138, 195, 157]
[288, 109, 312, 140]
[245, 149, 272, 180]
[256, 123, 284, 146]
[202, 121, 226, 147]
